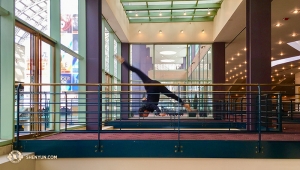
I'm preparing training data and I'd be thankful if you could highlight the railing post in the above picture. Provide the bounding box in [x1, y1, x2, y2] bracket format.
[97, 84, 101, 152]
[277, 93, 282, 132]
[289, 99, 293, 120]
[16, 83, 22, 150]
[257, 84, 261, 153]
[65, 92, 68, 131]
[241, 98, 244, 122]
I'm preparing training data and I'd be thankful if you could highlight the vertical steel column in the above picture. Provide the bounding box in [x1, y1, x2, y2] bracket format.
[0, 0, 15, 141]
[50, 0, 61, 132]
[277, 93, 282, 132]
[78, 0, 87, 127]
[257, 84, 262, 153]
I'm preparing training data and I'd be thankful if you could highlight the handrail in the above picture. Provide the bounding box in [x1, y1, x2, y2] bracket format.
[13, 83, 300, 147]
[14, 82, 300, 86]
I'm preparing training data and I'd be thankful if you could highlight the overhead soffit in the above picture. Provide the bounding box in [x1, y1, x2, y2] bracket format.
[120, 0, 223, 23]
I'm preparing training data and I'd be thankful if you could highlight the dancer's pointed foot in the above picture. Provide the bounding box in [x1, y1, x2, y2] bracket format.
[115, 55, 125, 64]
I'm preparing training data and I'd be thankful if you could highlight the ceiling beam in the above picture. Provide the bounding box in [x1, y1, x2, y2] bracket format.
[123, 3, 221, 11]
[129, 17, 214, 23]
[127, 11, 217, 17]
[121, 0, 208, 2]
[0, 6, 10, 16]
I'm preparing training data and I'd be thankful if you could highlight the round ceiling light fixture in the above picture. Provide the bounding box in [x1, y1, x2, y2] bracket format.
[160, 51, 177, 55]
[161, 59, 175, 62]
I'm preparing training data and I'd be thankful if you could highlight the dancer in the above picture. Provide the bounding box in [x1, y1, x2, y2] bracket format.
[116, 55, 191, 116]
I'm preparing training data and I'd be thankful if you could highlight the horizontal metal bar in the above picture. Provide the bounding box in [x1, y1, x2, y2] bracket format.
[130, 17, 214, 23]
[16, 83, 300, 86]
[60, 45, 84, 60]
[123, 4, 221, 11]
[121, 0, 208, 2]
[126, 11, 217, 17]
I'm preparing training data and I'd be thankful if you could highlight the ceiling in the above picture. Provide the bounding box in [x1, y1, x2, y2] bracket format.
[120, 0, 223, 23]
[223, 0, 300, 93]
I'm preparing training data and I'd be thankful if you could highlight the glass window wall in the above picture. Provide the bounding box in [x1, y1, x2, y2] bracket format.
[130, 44, 213, 118]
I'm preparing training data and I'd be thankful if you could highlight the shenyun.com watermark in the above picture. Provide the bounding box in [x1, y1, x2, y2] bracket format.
[7, 150, 58, 163]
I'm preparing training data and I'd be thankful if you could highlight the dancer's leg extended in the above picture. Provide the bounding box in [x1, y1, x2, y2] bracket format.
[116, 56, 151, 83]
[159, 86, 192, 111]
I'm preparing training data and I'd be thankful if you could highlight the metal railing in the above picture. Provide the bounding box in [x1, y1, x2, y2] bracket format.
[14, 83, 300, 147]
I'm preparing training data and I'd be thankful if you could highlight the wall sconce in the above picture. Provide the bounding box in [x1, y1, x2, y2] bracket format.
[159, 30, 162, 33]
[201, 30, 205, 33]
[180, 30, 183, 33]
[138, 30, 141, 33]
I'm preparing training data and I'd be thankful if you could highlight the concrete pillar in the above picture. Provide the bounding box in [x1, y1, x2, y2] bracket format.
[86, 0, 102, 130]
[246, 0, 272, 131]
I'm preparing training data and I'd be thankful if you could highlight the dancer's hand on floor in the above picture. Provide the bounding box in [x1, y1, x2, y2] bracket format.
[183, 103, 192, 112]
[159, 112, 167, 117]
[115, 55, 125, 64]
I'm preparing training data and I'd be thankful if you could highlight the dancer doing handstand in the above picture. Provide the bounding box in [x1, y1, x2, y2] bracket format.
[116, 55, 191, 116]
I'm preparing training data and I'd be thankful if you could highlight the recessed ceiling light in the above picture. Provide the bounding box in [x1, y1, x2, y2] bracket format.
[292, 33, 297, 37]
[231, 57, 234, 60]
[275, 23, 282, 27]
[292, 9, 300, 14]
[237, 53, 240, 56]
[278, 41, 283, 44]
[161, 59, 175, 63]
[239, 64, 241, 67]
[244, 48, 247, 51]
[280, 52, 283, 56]
[160, 51, 176, 55]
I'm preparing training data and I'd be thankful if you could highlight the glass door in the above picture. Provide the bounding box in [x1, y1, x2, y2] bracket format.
[15, 21, 55, 136]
